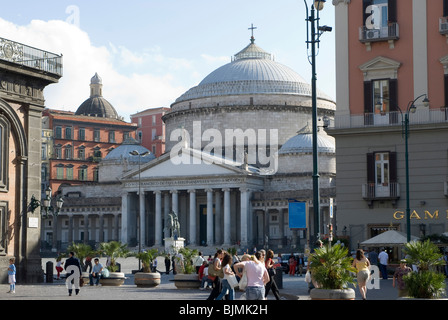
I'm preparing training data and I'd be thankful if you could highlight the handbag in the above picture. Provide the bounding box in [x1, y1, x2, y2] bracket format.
[268, 267, 276, 276]
[227, 274, 239, 289]
[208, 261, 224, 278]
[238, 269, 248, 291]
[305, 270, 311, 283]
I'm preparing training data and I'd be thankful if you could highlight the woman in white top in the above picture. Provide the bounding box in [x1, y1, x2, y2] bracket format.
[215, 253, 235, 300]
[234, 251, 270, 300]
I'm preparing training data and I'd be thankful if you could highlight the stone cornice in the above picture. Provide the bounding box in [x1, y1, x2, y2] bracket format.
[332, 0, 350, 5]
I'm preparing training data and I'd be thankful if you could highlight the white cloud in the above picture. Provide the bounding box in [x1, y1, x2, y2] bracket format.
[0, 18, 189, 121]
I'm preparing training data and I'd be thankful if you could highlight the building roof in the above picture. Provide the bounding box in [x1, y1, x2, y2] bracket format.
[174, 40, 332, 103]
[103, 137, 155, 163]
[279, 124, 335, 154]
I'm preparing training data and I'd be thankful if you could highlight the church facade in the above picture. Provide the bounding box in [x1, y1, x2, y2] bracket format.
[120, 37, 337, 252]
[50, 37, 337, 253]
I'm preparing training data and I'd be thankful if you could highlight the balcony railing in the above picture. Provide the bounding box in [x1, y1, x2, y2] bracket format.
[440, 17, 448, 35]
[362, 182, 400, 207]
[0, 37, 63, 76]
[359, 23, 399, 43]
[331, 108, 448, 130]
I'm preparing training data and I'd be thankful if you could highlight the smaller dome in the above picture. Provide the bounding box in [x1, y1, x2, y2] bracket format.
[279, 124, 335, 154]
[76, 96, 119, 119]
[104, 137, 155, 163]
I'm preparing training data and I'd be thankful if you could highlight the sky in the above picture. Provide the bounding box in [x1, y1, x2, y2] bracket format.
[0, 0, 335, 121]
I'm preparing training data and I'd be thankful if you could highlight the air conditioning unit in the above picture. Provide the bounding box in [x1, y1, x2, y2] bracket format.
[366, 30, 379, 40]
[441, 22, 448, 31]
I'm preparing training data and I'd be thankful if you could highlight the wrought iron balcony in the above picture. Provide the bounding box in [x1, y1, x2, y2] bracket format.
[359, 23, 399, 43]
[0, 37, 63, 76]
[362, 182, 400, 207]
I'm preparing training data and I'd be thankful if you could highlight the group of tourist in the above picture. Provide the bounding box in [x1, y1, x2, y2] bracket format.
[195, 248, 281, 300]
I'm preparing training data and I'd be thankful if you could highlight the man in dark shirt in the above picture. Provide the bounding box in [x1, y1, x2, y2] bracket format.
[64, 251, 82, 296]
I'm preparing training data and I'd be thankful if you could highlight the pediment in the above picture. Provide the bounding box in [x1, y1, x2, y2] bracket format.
[122, 147, 253, 180]
[359, 56, 401, 81]
[359, 56, 401, 72]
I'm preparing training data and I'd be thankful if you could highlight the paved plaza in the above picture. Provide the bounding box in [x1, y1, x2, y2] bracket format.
[0, 256, 433, 301]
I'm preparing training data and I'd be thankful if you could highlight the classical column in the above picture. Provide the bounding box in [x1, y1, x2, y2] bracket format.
[139, 191, 146, 247]
[121, 192, 129, 244]
[114, 213, 120, 241]
[154, 190, 162, 246]
[214, 191, 222, 245]
[206, 188, 214, 246]
[52, 215, 58, 252]
[83, 214, 89, 244]
[67, 213, 74, 244]
[99, 213, 104, 243]
[240, 188, 249, 246]
[164, 192, 170, 230]
[171, 190, 179, 214]
[188, 189, 197, 245]
[222, 188, 231, 246]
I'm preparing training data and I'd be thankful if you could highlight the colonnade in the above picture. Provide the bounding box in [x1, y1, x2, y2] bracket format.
[121, 187, 254, 248]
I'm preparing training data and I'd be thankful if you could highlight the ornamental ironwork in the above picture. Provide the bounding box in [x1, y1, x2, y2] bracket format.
[0, 37, 63, 76]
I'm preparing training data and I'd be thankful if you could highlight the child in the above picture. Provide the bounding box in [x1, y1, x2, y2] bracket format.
[55, 256, 64, 280]
[7, 258, 16, 294]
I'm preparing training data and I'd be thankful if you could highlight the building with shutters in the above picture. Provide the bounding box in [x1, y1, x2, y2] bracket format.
[329, 0, 448, 250]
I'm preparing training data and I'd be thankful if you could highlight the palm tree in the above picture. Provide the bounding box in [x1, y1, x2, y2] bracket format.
[403, 240, 446, 299]
[308, 244, 357, 290]
[66, 242, 94, 271]
[134, 249, 159, 273]
[98, 241, 130, 272]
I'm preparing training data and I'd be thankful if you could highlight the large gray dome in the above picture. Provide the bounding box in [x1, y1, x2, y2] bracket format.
[174, 41, 332, 103]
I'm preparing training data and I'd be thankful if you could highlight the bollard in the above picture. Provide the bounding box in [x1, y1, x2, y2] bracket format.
[46, 261, 54, 283]
[274, 266, 283, 289]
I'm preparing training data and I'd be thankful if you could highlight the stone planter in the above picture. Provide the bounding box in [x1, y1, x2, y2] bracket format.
[99, 272, 126, 286]
[173, 273, 200, 289]
[81, 272, 90, 286]
[134, 272, 161, 288]
[310, 288, 356, 300]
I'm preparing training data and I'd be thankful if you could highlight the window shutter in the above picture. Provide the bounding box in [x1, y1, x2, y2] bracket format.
[389, 79, 399, 124]
[389, 152, 397, 183]
[363, 0, 373, 26]
[444, 74, 448, 108]
[364, 81, 372, 113]
[367, 153, 375, 184]
[444, 0, 448, 17]
[388, 0, 397, 23]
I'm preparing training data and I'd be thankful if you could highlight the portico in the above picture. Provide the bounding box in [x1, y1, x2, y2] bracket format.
[120, 149, 264, 249]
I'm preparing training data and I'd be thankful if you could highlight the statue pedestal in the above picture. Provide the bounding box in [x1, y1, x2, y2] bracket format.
[164, 237, 185, 254]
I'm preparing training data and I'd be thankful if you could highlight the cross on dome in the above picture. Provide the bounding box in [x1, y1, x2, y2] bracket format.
[248, 23, 257, 43]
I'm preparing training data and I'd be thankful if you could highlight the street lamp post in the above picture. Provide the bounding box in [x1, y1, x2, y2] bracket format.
[129, 150, 149, 271]
[304, 0, 331, 244]
[376, 94, 429, 242]
[401, 95, 429, 242]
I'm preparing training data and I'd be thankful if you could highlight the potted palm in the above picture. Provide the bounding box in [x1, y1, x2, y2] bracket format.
[402, 240, 446, 299]
[66, 242, 95, 286]
[133, 248, 161, 287]
[97, 241, 130, 286]
[308, 244, 357, 300]
[173, 247, 201, 289]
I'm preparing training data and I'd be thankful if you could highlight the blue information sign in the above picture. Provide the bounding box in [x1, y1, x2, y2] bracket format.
[288, 201, 307, 229]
